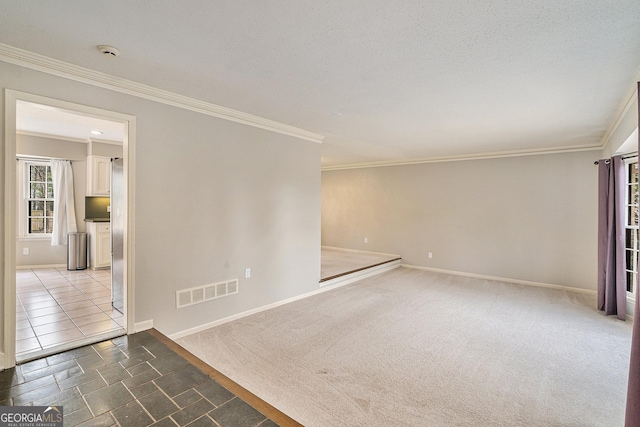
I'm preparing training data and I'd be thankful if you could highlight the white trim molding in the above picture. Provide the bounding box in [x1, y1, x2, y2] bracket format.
[600, 66, 640, 151]
[4, 89, 18, 370]
[322, 144, 602, 171]
[4, 89, 137, 369]
[402, 264, 597, 295]
[135, 320, 154, 333]
[627, 297, 636, 321]
[0, 43, 324, 144]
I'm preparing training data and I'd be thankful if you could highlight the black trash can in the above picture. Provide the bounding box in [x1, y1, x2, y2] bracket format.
[67, 232, 87, 270]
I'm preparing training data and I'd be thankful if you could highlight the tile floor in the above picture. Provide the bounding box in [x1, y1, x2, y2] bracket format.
[16, 267, 125, 361]
[0, 330, 298, 427]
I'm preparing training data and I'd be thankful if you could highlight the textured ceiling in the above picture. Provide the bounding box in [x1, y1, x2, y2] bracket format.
[1, 1, 639, 167]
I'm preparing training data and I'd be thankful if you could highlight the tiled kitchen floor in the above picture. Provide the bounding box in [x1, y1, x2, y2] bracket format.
[16, 267, 125, 361]
[0, 330, 299, 427]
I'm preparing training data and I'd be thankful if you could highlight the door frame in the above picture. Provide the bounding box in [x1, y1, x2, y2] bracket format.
[3, 89, 136, 368]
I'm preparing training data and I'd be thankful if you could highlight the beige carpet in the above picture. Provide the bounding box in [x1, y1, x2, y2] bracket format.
[177, 267, 633, 426]
[320, 247, 400, 281]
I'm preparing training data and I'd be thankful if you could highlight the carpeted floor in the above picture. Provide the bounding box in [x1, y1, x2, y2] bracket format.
[320, 247, 400, 281]
[177, 267, 633, 426]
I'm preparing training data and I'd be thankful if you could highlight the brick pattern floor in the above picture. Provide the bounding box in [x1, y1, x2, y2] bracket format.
[0, 330, 292, 427]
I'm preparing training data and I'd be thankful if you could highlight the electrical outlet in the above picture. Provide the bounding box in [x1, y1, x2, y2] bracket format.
[23, 248, 29, 255]
[364, 237, 368, 243]
[428, 252, 433, 259]
[245, 268, 251, 279]
[107, 206, 111, 212]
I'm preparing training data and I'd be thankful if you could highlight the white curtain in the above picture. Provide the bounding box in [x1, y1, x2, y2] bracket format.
[50, 160, 78, 245]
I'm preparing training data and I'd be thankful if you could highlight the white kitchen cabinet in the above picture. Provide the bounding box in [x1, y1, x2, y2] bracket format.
[86, 156, 111, 196]
[87, 222, 111, 269]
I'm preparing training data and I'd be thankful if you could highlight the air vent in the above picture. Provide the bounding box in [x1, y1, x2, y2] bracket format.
[177, 290, 191, 308]
[227, 280, 238, 293]
[216, 283, 227, 297]
[192, 288, 204, 304]
[204, 285, 216, 300]
[176, 278, 239, 309]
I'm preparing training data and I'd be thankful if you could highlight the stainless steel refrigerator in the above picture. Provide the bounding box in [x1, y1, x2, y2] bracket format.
[111, 158, 125, 313]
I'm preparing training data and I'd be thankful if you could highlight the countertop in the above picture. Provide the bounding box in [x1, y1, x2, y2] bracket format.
[84, 218, 110, 223]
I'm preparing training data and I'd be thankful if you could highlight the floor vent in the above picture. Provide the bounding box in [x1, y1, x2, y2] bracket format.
[176, 279, 239, 309]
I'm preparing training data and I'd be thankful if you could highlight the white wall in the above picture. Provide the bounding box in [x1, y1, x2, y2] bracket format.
[322, 150, 599, 290]
[90, 141, 123, 158]
[133, 105, 321, 334]
[1, 61, 321, 349]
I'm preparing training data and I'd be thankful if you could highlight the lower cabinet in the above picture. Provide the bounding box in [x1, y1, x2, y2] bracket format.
[87, 222, 111, 269]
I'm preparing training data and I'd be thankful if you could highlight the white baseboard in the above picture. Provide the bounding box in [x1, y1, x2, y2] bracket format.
[16, 264, 66, 270]
[402, 264, 597, 295]
[134, 320, 154, 332]
[170, 262, 401, 341]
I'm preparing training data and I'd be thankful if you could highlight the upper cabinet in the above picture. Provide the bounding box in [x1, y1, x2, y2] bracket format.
[86, 155, 111, 196]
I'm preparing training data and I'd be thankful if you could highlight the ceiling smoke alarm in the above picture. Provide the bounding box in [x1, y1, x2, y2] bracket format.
[97, 45, 120, 57]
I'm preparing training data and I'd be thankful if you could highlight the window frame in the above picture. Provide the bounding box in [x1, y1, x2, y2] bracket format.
[624, 156, 638, 303]
[17, 159, 55, 239]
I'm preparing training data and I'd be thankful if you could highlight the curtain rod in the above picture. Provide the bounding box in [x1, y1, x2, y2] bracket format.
[594, 152, 638, 165]
[16, 155, 72, 163]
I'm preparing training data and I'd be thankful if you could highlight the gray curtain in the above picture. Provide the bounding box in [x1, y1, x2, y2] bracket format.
[626, 82, 640, 427]
[597, 155, 626, 320]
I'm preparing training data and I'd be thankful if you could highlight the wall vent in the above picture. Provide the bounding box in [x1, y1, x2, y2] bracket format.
[176, 278, 239, 309]
[216, 283, 227, 297]
[228, 280, 238, 293]
[177, 290, 191, 307]
[192, 288, 204, 303]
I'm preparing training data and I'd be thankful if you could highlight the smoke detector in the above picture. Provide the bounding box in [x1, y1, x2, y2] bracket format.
[97, 45, 120, 57]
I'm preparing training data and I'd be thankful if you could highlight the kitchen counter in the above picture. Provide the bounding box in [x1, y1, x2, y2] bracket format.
[84, 218, 110, 223]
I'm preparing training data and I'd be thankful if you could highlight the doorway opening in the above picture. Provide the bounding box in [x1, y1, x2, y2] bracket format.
[4, 90, 135, 366]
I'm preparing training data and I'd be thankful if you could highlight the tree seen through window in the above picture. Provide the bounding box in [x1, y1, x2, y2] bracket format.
[27, 163, 54, 234]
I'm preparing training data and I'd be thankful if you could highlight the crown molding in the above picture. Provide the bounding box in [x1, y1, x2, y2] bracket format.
[0, 43, 324, 144]
[321, 144, 603, 171]
[600, 66, 640, 150]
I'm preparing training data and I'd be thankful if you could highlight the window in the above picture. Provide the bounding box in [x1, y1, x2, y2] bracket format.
[23, 161, 54, 235]
[625, 158, 638, 299]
